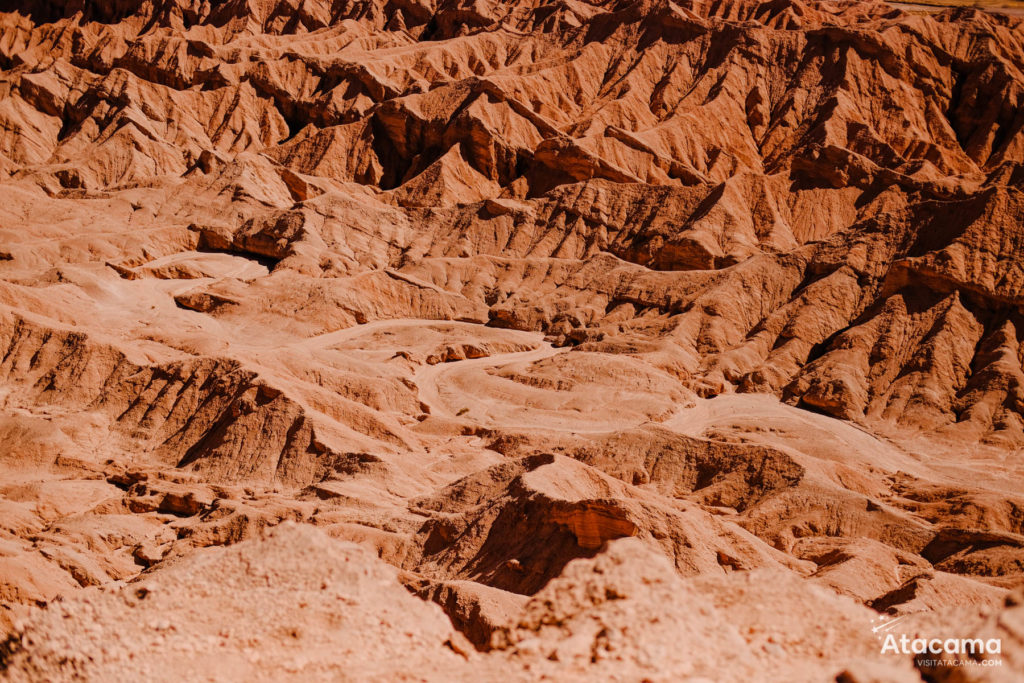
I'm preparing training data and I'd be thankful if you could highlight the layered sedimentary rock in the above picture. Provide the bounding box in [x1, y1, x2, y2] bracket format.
[2, 0, 1024, 679]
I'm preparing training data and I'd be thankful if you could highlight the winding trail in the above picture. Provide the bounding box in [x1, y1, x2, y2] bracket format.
[287, 317, 568, 422]
[414, 341, 562, 420]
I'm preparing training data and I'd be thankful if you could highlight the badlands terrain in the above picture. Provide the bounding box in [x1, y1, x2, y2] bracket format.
[1, 0, 1024, 679]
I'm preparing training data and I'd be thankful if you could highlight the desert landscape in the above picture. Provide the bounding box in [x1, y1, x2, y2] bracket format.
[0, 0, 1023, 680]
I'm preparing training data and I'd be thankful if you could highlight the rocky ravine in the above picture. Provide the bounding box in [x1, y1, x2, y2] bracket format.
[1, 0, 1024, 680]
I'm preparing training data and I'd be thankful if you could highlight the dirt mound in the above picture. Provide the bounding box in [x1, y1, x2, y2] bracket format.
[0, 523, 475, 682]
[0, 524, 924, 682]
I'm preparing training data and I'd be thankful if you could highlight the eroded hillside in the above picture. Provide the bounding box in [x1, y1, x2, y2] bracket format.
[1, 0, 1023, 680]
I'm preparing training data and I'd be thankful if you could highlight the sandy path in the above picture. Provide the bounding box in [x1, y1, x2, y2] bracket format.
[413, 340, 561, 419]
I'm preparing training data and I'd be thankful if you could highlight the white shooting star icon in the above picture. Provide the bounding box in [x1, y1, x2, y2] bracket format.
[872, 615, 911, 633]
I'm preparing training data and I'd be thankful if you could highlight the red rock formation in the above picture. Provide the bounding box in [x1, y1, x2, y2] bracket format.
[2, 0, 1024, 679]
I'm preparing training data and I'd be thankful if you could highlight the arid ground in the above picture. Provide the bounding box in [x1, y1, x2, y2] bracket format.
[1, 0, 1024, 680]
